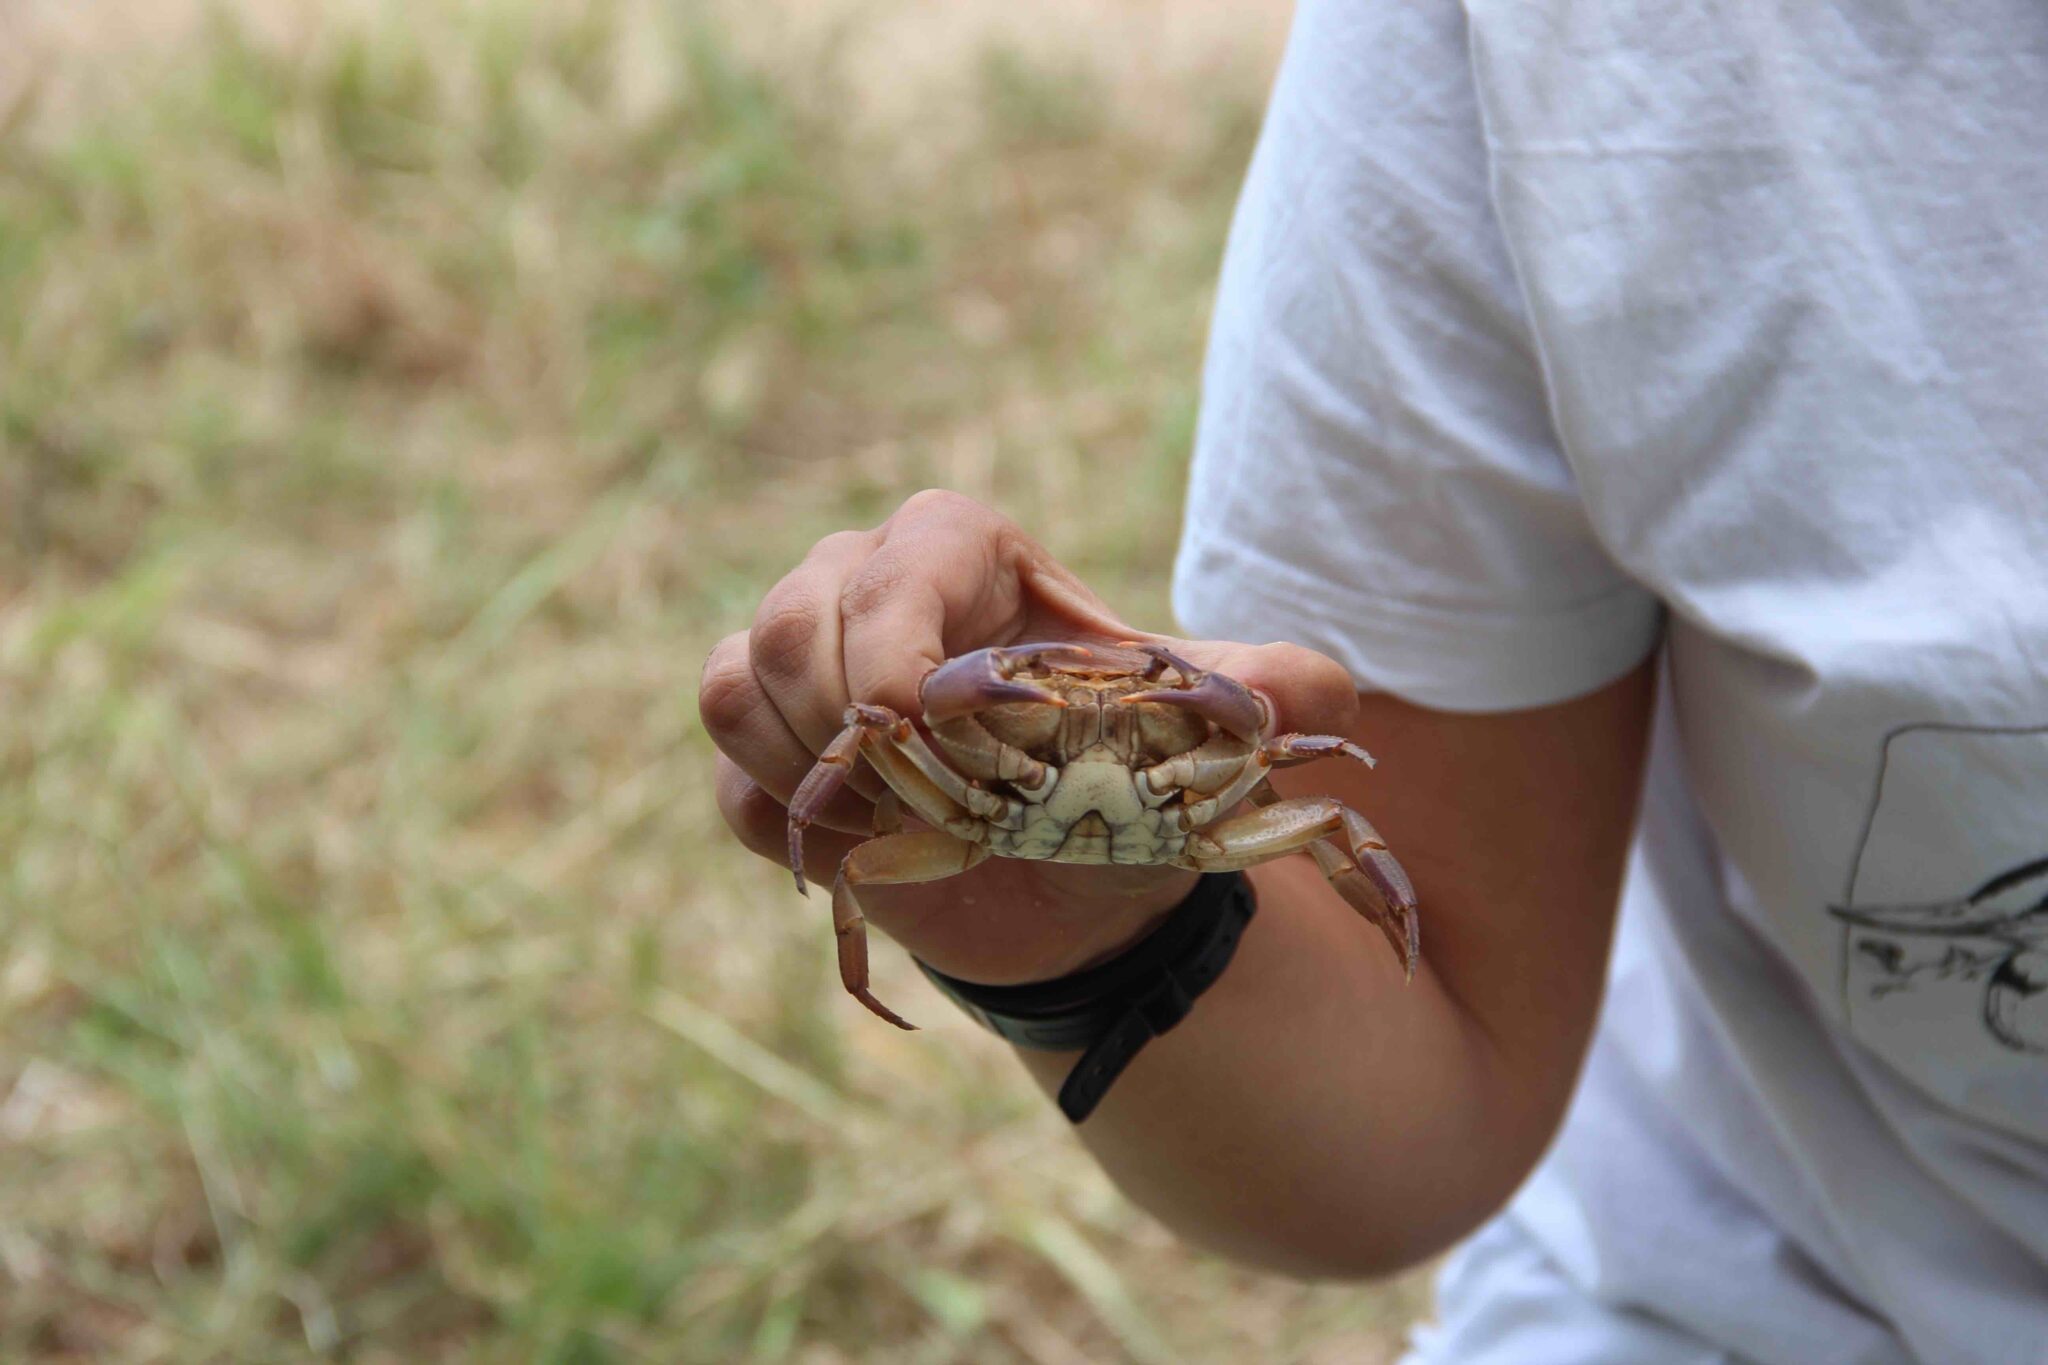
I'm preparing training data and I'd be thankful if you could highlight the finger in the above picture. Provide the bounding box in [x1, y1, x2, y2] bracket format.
[838, 489, 1129, 718]
[834, 491, 1025, 717]
[1011, 551, 1135, 643]
[716, 756, 866, 881]
[700, 631, 865, 809]
[750, 529, 878, 755]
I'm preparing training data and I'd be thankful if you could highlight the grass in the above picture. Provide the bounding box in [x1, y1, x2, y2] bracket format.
[0, 1, 1430, 1359]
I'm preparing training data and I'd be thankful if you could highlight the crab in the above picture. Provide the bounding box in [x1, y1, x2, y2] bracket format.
[787, 641, 1420, 1028]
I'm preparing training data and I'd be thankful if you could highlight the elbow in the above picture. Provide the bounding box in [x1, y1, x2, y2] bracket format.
[1128, 1150, 1537, 1284]
[1124, 1068, 1573, 1282]
[1228, 1236, 1445, 1284]
[1152, 1203, 1468, 1283]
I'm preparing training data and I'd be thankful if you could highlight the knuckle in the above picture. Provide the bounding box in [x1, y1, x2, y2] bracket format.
[891, 489, 1023, 551]
[895, 487, 986, 524]
[750, 588, 828, 684]
[807, 529, 872, 562]
[698, 637, 763, 740]
[837, 555, 915, 628]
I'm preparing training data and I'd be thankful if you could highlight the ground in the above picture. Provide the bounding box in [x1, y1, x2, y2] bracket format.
[0, 1, 1430, 1359]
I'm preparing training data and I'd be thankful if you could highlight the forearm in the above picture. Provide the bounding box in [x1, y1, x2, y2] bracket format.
[1016, 858, 1563, 1277]
[1013, 663, 1656, 1278]
[700, 493, 1654, 1278]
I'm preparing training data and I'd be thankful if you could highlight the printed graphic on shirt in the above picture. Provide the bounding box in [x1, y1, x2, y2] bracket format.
[1829, 723, 2048, 1131]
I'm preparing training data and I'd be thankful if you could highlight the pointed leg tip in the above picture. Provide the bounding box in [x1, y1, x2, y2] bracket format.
[1372, 908, 1421, 982]
[1382, 931, 1410, 976]
[856, 990, 917, 1030]
[789, 825, 811, 894]
[1134, 641, 1205, 679]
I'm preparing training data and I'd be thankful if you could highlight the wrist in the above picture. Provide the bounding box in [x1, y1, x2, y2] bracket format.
[902, 864, 1198, 988]
[1026, 865, 1201, 979]
[917, 870, 1258, 1122]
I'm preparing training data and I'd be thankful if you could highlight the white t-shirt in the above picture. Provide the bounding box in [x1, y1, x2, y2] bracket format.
[1172, 3, 2048, 1361]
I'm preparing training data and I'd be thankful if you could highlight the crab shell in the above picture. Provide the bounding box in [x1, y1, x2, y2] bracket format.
[785, 641, 1421, 1031]
[913, 641, 1275, 865]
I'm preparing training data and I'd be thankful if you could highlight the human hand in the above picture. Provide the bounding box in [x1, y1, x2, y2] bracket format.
[699, 490, 1360, 1019]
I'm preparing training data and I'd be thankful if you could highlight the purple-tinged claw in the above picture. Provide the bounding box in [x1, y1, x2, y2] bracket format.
[1125, 641, 1208, 685]
[1119, 669, 1271, 743]
[918, 647, 1071, 726]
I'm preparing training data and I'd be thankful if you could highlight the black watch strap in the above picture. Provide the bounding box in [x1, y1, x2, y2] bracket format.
[915, 871, 1258, 1123]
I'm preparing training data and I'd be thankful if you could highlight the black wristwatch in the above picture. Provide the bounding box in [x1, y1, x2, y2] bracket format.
[915, 871, 1258, 1123]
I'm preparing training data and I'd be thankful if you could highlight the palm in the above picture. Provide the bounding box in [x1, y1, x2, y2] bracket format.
[858, 857, 1192, 988]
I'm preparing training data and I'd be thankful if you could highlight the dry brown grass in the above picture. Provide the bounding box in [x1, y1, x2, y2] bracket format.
[0, 1, 1431, 1359]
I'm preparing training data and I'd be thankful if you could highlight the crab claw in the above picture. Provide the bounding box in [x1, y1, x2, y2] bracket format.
[919, 645, 1073, 726]
[1122, 641, 1206, 683]
[1117, 661, 1271, 743]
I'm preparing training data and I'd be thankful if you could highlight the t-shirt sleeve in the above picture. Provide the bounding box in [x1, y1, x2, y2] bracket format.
[1171, 0, 1663, 714]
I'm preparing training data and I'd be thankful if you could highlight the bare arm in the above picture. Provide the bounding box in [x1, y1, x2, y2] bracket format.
[703, 491, 1656, 1277]
[1016, 666, 1655, 1275]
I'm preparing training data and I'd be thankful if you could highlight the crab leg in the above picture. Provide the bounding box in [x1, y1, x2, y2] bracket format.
[1176, 795, 1419, 978]
[1165, 732, 1380, 831]
[788, 713, 879, 893]
[831, 831, 990, 1029]
[1173, 748, 1270, 829]
[860, 736, 986, 840]
[872, 788, 904, 835]
[1267, 733, 1378, 770]
[888, 722, 1030, 829]
[927, 712, 1057, 799]
[1247, 779, 1356, 895]
[788, 704, 982, 893]
[1140, 732, 1258, 803]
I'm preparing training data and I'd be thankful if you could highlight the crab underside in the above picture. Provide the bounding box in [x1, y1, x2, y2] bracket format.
[788, 641, 1421, 1028]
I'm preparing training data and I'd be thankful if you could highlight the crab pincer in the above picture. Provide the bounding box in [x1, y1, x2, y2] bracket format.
[918, 644, 1078, 725]
[1114, 642, 1271, 743]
